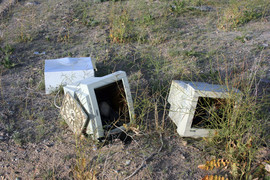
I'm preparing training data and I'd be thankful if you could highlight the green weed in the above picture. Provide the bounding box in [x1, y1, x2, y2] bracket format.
[235, 35, 247, 43]
[0, 31, 3, 43]
[37, 80, 45, 91]
[169, 0, 208, 15]
[169, 0, 188, 14]
[0, 44, 16, 69]
[183, 49, 202, 57]
[35, 124, 47, 143]
[13, 131, 24, 146]
[140, 14, 154, 26]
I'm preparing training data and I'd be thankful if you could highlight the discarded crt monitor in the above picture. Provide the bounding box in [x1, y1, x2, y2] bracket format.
[63, 71, 135, 139]
[45, 57, 94, 94]
[168, 81, 240, 137]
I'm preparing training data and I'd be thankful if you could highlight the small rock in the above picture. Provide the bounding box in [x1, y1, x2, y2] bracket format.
[262, 162, 270, 172]
[262, 43, 269, 47]
[25, 2, 40, 6]
[125, 160, 131, 166]
[180, 154, 185, 160]
[261, 79, 270, 83]
[193, 6, 215, 11]
[34, 51, 46, 55]
[114, 170, 120, 173]
[45, 143, 54, 148]
[0, 113, 8, 120]
[17, 147, 25, 152]
[92, 145, 97, 151]
[182, 140, 187, 146]
[210, 155, 216, 160]
[0, 136, 5, 141]
[35, 148, 42, 153]
[15, 177, 22, 180]
[245, 35, 253, 40]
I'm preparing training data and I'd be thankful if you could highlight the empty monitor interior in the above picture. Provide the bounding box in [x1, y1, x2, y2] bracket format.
[94, 80, 130, 131]
[191, 97, 231, 129]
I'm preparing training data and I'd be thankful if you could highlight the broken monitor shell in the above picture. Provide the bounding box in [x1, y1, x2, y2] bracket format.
[45, 57, 94, 94]
[168, 80, 240, 138]
[63, 71, 135, 139]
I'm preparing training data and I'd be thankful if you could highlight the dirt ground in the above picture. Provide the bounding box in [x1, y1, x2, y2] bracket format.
[0, 0, 269, 179]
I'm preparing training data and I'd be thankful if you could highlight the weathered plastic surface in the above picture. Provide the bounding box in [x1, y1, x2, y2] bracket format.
[63, 71, 135, 139]
[45, 57, 94, 94]
[168, 80, 240, 137]
[60, 92, 88, 135]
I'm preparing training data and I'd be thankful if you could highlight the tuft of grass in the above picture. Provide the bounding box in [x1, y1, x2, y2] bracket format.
[73, 2, 99, 27]
[140, 14, 155, 26]
[73, 157, 97, 180]
[13, 4, 38, 43]
[0, 31, 3, 43]
[201, 69, 269, 179]
[13, 131, 24, 146]
[168, 0, 212, 16]
[109, 8, 135, 43]
[218, 0, 270, 30]
[169, 0, 188, 15]
[17, 33, 33, 43]
[41, 168, 55, 180]
[37, 80, 45, 91]
[183, 49, 203, 57]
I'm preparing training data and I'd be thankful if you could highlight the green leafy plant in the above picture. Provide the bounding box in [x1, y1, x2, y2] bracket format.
[0, 44, 16, 69]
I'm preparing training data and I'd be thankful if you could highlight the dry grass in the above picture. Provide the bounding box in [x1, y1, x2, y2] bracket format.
[0, 0, 269, 179]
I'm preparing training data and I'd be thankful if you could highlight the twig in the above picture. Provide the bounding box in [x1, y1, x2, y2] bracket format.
[102, 152, 112, 180]
[124, 133, 163, 180]
[24, 86, 46, 96]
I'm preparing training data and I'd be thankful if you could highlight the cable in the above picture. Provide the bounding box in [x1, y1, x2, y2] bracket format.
[54, 89, 61, 109]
